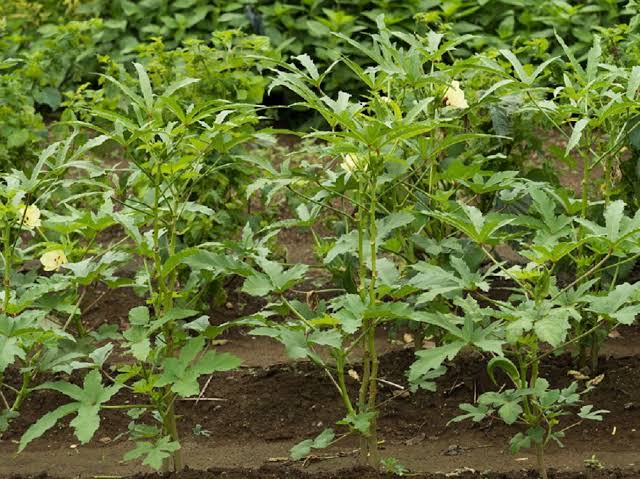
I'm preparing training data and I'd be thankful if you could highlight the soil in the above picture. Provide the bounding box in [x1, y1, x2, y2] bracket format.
[117, 467, 640, 479]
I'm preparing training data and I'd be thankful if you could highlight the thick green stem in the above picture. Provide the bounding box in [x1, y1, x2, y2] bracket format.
[11, 371, 32, 412]
[536, 442, 548, 479]
[364, 177, 380, 468]
[151, 175, 184, 471]
[3, 222, 12, 313]
[163, 391, 183, 472]
[335, 355, 355, 415]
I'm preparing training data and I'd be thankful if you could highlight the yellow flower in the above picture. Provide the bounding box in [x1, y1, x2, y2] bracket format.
[444, 80, 469, 109]
[341, 153, 366, 173]
[20, 204, 41, 229]
[40, 250, 67, 272]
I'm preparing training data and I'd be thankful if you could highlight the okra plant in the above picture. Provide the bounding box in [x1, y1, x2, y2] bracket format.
[243, 20, 512, 468]
[414, 181, 640, 479]
[16, 64, 257, 471]
[1, 134, 120, 433]
[485, 38, 640, 369]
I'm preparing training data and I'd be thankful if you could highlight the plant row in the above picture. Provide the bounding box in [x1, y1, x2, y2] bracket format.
[1, 15, 640, 479]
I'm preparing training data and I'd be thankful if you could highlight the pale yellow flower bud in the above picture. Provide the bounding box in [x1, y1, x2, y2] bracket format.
[348, 369, 360, 381]
[444, 81, 469, 109]
[20, 205, 41, 229]
[40, 249, 68, 272]
[341, 153, 366, 173]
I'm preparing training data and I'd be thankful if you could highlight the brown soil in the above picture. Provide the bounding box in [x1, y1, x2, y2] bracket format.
[127, 467, 640, 479]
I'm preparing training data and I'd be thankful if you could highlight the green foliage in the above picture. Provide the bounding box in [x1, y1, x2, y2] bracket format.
[0, 60, 46, 168]
[19, 370, 121, 451]
[3, 2, 640, 477]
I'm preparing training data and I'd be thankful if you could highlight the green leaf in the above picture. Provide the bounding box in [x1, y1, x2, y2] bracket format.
[34, 87, 62, 109]
[163, 77, 200, 98]
[509, 432, 531, 453]
[0, 410, 19, 433]
[331, 294, 366, 334]
[498, 401, 522, 425]
[129, 306, 150, 325]
[0, 336, 24, 372]
[376, 212, 415, 243]
[279, 329, 311, 360]
[182, 250, 250, 276]
[555, 32, 585, 80]
[500, 49, 527, 83]
[290, 439, 315, 461]
[565, 118, 589, 156]
[151, 308, 200, 332]
[130, 338, 151, 361]
[604, 200, 626, 243]
[70, 404, 101, 444]
[451, 403, 491, 423]
[295, 54, 320, 81]
[124, 437, 181, 470]
[35, 380, 85, 402]
[586, 283, 640, 325]
[157, 338, 241, 396]
[308, 329, 342, 349]
[241, 271, 273, 296]
[290, 428, 334, 460]
[627, 66, 640, 100]
[99, 75, 144, 111]
[197, 350, 242, 373]
[262, 258, 308, 292]
[578, 405, 609, 421]
[19, 403, 79, 452]
[585, 36, 602, 82]
[408, 342, 464, 385]
[324, 231, 358, 264]
[339, 411, 377, 436]
[133, 63, 154, 110]
[534, 311, 570, 347]
[81, 369, 122, 405]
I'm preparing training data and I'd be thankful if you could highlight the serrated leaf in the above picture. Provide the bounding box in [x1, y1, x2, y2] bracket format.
[408, 341, 464, 385]
[565, 118, 589, 156]
[241, 271, 273, 296]
[133, 63, 154, 110]
[578, 405, 609, 421]
[70, 404, 101, 444]
[451, 403, 491, 423]
[498, 401, 522, 425]
[124, 437, 180, 470]
[163, 77, 200, 98]
[129, 306, 150, 325]
[89, 343, 113, 367]
[19, 403, 79, 452]
[295, 54, 320, 81]
[339, 411, 376, 436]
[308, 329, 342, 348]
[604, 200, 626, 243]
[290, 428, 334, 460]
[586, 36, 602, 82]
[500, 49, 528, 83]
[627, 66, 640, 100]
[0, 336, 24, 372]
[534, 311, 570, 347]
